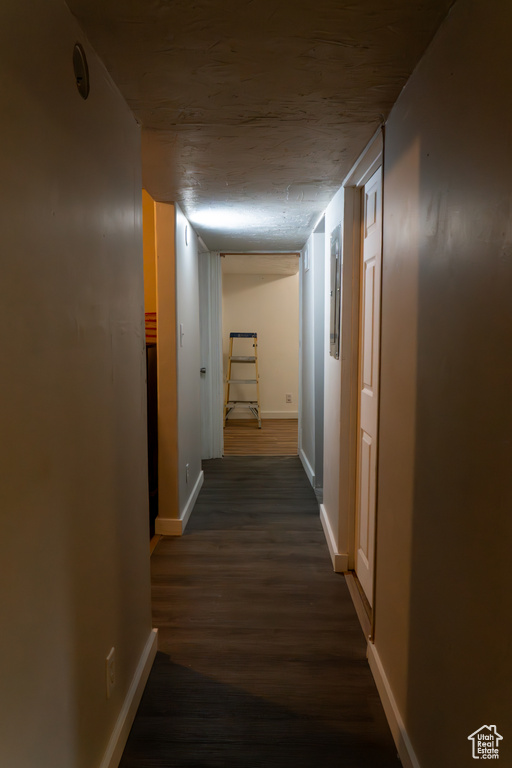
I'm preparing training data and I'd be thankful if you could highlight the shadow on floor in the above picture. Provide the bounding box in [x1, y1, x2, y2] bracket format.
[120, 652, 399, 768]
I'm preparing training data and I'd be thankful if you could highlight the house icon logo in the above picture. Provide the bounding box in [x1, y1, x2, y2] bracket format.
[468, 725, 503, 759]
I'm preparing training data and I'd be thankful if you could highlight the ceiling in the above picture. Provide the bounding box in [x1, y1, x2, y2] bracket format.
[67, 0, 453, 252]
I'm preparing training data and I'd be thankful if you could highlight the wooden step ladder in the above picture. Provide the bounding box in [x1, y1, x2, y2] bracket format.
[224, 332, 261, 428]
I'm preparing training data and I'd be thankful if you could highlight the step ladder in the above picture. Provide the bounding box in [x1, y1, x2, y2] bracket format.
[224, 332, 261, 428]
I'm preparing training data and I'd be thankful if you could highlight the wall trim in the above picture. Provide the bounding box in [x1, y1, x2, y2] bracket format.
[100, 628, 158, 768]
[299, 447, 315, 488]
[339, 130, 384, 592]
[367, 643, 421, 768]
[319, 504, 349, 572]
[343, 126, 383, 187]
[155, 516, 182, 536]
[180, 470, 204, 533]
[155, 470, 204, 536]
[344, 572, 371, 641]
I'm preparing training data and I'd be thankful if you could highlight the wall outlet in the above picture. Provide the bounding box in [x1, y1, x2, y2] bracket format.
[186, 463, 190, 483]
[106, 647, 116, 699]
[286, 393, 292, 403]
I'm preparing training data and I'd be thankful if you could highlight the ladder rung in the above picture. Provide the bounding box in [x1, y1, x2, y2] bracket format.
[226, 400, 259, 404]
[230, 332, 257, 338]
[227, 379, 257, 384]
[230, 356, 256, 362]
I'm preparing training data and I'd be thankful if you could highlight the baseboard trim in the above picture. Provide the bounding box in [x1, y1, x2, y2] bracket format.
[367, 643, 421, 768]
[344, 572, 371, 641]
[100, 628, 158, 768]
[181, 470, 204, 533]
[299, 448, 315, 488]
[155, 516, 182, 535]
[155, 470, 204, 536]
[319, 504, 349, 572]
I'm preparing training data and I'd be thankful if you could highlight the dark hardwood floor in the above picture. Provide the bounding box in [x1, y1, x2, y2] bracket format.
[120, 457, 398, 768]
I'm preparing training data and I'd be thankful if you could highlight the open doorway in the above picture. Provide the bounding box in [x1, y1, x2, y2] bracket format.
[221, 253, 300, 456]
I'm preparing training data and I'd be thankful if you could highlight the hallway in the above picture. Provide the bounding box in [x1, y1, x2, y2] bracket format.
[120, 457, 397, 767]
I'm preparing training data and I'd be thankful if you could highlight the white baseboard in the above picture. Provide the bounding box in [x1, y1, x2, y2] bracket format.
[180, 470, 204, 533]
[155, 470, 204, 536]
[299, 448, 315, 487]
[226, 410, 298, 420]
[319, 504, 349, 572]
[100, 628, 158, 768]
[367, 642, 421, 768]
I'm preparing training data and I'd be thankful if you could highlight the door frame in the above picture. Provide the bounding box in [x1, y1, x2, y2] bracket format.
[339, 128, 383, 636]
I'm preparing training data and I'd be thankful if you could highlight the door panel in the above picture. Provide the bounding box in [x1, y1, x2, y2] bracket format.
[355, 166, 382, 606]
[362, 260, 375, 390]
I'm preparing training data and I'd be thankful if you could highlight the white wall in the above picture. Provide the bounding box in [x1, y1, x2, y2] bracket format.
[175, 205, 204, 524]
[222, 272, 299, 418]
[299, 231, 325, 487]
[320, 188, 344, 561]
[199, 251, 223, 459]
[0, 2, 154, 766]
[299, 237, 315, 478]
[372, 1, 512, 766]
[313, 230, 325, 489]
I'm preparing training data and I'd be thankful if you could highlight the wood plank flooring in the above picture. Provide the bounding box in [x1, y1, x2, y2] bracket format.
[119, 457, 398, 768]
[223, 418, 298, 455]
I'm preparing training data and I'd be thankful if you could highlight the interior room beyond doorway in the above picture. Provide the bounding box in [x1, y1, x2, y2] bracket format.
[222, 253, 299, 456]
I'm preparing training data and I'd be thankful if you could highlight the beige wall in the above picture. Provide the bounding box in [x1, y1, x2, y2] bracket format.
[322, 188, 344, 548]
[154, 202, 179, 526]
[222, 272, 299, 418]
[375, 1, 512, 765]
[142, 190, 157, 313]
[0, 2, 153, 767]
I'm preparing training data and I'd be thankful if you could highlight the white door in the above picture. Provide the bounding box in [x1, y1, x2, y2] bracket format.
[355, 166, 382, 606]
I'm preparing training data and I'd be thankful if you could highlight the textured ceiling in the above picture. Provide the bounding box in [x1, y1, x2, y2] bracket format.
[67, 0, 453, 251]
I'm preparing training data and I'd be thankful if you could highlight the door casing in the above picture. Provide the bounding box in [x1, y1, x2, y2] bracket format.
[339, 129, 384, 635]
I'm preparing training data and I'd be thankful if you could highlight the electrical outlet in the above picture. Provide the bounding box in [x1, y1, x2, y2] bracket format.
[286, 393, 292, 403]
[106, 647, 116, 699]
[186, 463, 190, 483]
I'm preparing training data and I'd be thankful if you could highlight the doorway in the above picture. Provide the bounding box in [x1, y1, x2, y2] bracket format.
[338, 131, 383, 625]
[354, 166, 382, 607]
[221, 253, 300, 456]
